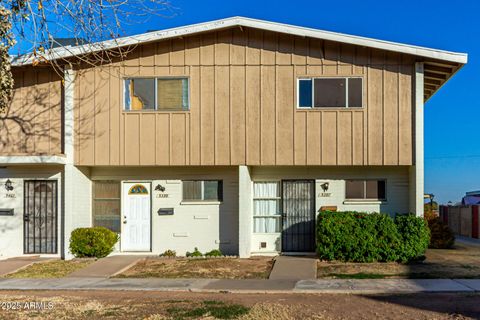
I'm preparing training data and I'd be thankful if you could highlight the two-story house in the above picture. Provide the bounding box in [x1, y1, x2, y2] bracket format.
[0, 17, 467, 259]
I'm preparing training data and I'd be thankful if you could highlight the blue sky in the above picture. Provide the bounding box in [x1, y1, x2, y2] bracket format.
[126, 0, 478, 204]
[16, 0, 478, 204]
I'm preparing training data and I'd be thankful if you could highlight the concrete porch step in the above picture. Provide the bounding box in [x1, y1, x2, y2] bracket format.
[268, 256, 317, 280]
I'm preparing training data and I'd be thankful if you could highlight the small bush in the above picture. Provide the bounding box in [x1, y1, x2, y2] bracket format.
[186, 247, 203, 257]
[160, 249, 177, 257]
[394, 214, 430, 262]
[69, 227, 118, 258]
[316, 211, 430, 263]
[205, 249, 223, 257]
[427, 217, 455, 249]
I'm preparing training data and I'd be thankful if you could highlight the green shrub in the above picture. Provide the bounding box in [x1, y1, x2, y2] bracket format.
[160, 249, 177, 257]
[316, 211, 430, 263]
[204, 249, 223, 257]
[427, 217, 455, 249]
[394, 214, 430, 262]
[69, 227, 118, 258]
[186, 247, 203, 257]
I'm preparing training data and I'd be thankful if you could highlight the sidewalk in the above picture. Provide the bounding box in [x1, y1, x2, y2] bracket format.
[67, 255, 148, 278]
[0, 277, 479, 294]
[0, 257, 46, 277]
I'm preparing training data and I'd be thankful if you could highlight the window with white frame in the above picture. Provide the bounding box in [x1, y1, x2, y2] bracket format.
[298, 77, 363, 108]
[345, 179, 386, 201]
[182, 180, 223, 202]
[124, 77, 189, 111]
[253, 182, 282, 233]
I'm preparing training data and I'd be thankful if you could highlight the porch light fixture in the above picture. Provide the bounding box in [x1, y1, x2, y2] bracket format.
[155, 184, 166, 192]
[4, 179, 13, 191]
[320, 182, 329, 192]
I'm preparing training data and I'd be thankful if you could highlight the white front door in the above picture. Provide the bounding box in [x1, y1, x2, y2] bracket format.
[122, 182, 151, 251]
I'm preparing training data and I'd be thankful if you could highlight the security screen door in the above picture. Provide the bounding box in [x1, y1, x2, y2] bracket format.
[24, 180, 58, 254]
[281, 180, 316, 252]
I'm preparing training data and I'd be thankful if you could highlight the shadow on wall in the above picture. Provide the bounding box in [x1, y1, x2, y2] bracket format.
[1, 68, 102, 155]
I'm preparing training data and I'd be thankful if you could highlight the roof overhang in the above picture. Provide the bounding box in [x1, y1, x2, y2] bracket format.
[11, 16, 468, 100]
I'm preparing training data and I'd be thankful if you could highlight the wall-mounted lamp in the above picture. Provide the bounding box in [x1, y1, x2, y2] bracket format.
[320, 182, 329, 192]
[5, 179, 13, 191]
[155, 184, 166, 192]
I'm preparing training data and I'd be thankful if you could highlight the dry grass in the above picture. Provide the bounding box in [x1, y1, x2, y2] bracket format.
[318, 242, 480, 279]
[4, 259, 95, 279]
[116, 257, 274, 279]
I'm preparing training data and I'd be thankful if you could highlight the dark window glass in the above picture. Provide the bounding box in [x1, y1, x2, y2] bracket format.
[92, 181, 121, 233]
[125, 78, 155, 110]
[346, 180, 364, 199]
[314, 78, 346, 107]
[298, 79, 313, 107]
[348, 78, 362, 108]
[378, 180, 386, 200]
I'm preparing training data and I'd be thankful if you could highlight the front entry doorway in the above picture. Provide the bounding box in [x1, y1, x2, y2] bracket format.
[281, 180, 316, 253]
[24, 180, 58, 254]
[122, 182, 151, 252]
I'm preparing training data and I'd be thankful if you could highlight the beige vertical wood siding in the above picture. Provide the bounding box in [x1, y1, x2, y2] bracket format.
[74, 27, 415, 166]
[1, 68, 62, 155]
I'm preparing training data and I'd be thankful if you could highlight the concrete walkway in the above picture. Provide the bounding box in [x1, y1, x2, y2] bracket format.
[269, 256, 317, 280]
[456, 236, 480, 247]
[0, 277, 479, 294]
[67, 255, 147, 278]
[0, 256, 42, 276]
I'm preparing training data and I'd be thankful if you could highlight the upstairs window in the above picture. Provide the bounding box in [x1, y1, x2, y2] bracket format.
[124, 77, 189, 111]
[298, 77, 363, 108]
[345, 179, 386, 201]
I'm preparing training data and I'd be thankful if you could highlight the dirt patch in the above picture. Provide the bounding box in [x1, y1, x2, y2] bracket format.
[3, 259, 95, 279]
[318, 242, 480, 279]
[116, 257, 274, 279]
[0, 290, 478, 319]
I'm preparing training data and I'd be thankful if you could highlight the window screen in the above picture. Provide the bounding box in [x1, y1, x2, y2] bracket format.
[92, 181, 121, 232]
[124, 77, 189, 111]
[348, 78, 363, 108]
[314, 78, 346, 107]
[297, 77, 362, 108]
[346, 180, 364, 199]
[157, 78, 189, 110]
[182, 180, 223, 201]
[346, 180, 386, 200]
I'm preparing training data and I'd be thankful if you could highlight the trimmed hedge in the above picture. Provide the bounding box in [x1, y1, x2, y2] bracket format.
[69, 227, 119, 258]
[316, 211, 430, 263]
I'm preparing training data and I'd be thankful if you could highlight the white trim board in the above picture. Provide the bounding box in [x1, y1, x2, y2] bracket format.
[0, 155, 66, 165]
[11, 16, 468, 66]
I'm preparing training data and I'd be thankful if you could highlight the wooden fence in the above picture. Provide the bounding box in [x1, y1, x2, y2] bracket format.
[439, 205, 480, 239]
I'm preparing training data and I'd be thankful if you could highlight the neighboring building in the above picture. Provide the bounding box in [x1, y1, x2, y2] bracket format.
[462, 191, 480, 205]
[0, 17, 467, 259]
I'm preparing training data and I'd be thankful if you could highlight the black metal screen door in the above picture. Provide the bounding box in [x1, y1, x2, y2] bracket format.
[24, 180, 58, 254]
[282, 180, 315, 252]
